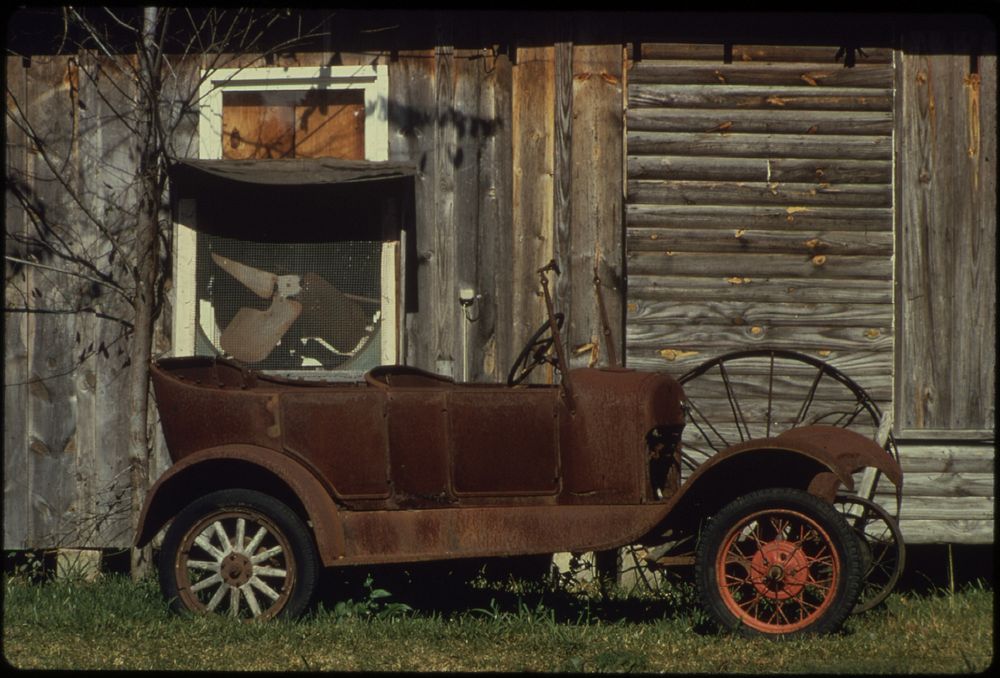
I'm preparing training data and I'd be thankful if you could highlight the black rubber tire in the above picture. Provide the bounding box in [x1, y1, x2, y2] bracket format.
[158, 488, 319, 621]
[695, 488, 862, 638]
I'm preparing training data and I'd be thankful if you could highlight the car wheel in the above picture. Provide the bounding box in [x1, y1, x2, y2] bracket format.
[695, 488, 862, 637]
[159, 488, 319, 620]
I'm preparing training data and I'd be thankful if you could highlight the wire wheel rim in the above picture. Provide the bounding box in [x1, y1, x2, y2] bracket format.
[677, 349, 900, 502]
[175, 508, 296, 620]
[716, 507, 842, 633]
[833, 494, 905, 613]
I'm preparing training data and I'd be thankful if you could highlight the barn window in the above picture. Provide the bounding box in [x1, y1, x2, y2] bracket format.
[170, 66, 413, 378]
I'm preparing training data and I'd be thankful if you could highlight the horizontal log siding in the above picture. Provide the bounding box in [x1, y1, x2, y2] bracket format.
[624, 44, 894, 389]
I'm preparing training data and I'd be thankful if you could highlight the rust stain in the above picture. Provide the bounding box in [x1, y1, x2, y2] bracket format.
[266, 394, 281, 438]
[726, 276, 751, 285]
[626, 302, 638, 313]
[965, 72, 981, 190]
[800, 73, 819, 86]
[766, 96, 787, 107]
[713, 70, 727, 84]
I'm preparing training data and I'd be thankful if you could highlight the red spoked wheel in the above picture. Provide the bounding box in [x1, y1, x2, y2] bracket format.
[696, 488, 862, 637]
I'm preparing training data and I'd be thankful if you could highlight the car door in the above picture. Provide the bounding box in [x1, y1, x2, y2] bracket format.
[447, 386, 561, 498]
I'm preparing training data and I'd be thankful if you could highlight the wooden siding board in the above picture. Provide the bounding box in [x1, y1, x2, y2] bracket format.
[4, 56, 30, 549]
[553, 41, 574, 356]
[628, 275, 894, 305]
[629, 61, 894, 88]
[627, 155, 892, 184]
[626, 227, 893, 256]
[472, 51, 514, 382]
[629, 84, 893, 112]
[638, 43, 894, 64]
[511, 46, 555, 378]
[627, 180, 892, 208]
[896, 35, 997, 434]
[433, 43, 458, 376]
[627, 205, 892, 231]
[568, 44, 624, 367]
[627, 108, 894, 136]
[628, 131, 892, 160]
[389, 51, 437, 371]
[626, 252, 893, 280]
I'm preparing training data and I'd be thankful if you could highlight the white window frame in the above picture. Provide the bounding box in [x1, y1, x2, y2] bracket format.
[173, 65, 400, 372]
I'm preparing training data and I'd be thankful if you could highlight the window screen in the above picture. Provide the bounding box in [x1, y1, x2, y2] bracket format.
[195, 234, 383, 372]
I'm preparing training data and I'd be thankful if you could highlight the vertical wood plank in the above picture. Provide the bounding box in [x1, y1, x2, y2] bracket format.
[897, 32, 997, 433]
[23, 56, 81, 548]
[4, 56, 30, 549]
[433, 39, 457, 378]
[389, 51, 437, 371]
[553, 42, 574, 342]
[473, 49, 514, 382]
[451, 49, 484, 382]
[511, 46, 555, 381]
[570, 44, 624, 368]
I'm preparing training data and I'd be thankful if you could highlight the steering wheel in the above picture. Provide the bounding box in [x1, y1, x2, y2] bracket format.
[507, 313, 564, 386]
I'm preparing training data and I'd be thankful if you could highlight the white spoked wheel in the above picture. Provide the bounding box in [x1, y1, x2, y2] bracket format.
[159, 489, 319, 621]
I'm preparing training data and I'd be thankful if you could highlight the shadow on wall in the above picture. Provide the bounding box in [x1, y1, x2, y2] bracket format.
[896, 544, 994, 593]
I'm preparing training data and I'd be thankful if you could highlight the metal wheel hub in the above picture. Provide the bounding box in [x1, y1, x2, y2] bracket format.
[752, 540, 809, 600]
[220, 552, 253, 587]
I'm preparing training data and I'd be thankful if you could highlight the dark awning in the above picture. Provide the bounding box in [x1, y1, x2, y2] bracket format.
[169, 157, 417, 196]
[167, 158, 417, 242]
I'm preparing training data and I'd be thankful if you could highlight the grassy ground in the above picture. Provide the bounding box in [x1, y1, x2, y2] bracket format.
[2, 555, 993, 673]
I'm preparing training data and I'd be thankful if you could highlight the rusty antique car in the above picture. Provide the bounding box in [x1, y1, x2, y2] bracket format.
[136, 262, 904, 636]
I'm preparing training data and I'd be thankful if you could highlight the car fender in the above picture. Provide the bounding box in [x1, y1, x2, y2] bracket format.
[134, 444, 346, 566]
[658, 425, 902, 526]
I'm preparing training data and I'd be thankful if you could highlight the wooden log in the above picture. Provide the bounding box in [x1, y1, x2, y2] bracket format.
[629, 84, 893, 111]
[626, 322, 893, 353]
[627, 180, 892, 208]
[626, 251, 893, 280]
[897, 445, 996, 474]
[628, 131, 892, 160]
[877, 496, 994, 521]
[626, 227, 893, 256]
[638, 43, 894, 64]
[627, 154, 891, 184]
[627, 274, 893, 305]
[627, 204, 892, 232]
[626, 346, 892, 381]
[628, 298, 893, 328]
[629, 62, 893, 88]
[627, 107, 894, 136]
[897, 520, 993, 545]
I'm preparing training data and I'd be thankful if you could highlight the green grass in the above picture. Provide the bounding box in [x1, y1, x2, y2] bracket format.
[2, 570, 993, 673]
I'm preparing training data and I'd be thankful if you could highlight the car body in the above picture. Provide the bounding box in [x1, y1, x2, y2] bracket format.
[136, 266, 903, 635]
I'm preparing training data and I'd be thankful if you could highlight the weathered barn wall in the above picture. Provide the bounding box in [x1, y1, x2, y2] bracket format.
[892, 29, 996, 544]
[623, 38, 994, 544]
[4, 41, 626, 549]
[4, 14, 995, 550]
